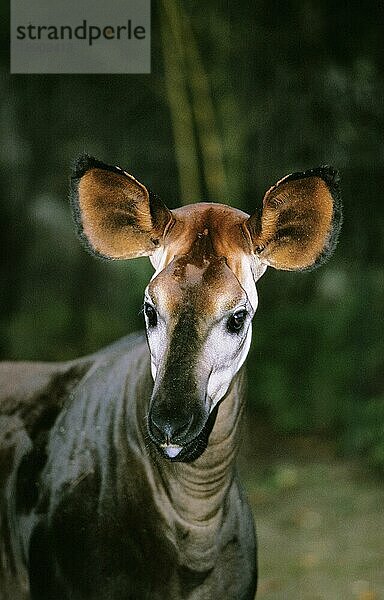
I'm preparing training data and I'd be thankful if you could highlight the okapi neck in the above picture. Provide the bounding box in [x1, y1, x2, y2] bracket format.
[146, 370, 245, 571]
[152, 369, 245, 522]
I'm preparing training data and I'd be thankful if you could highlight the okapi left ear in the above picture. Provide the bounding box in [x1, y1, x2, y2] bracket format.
[245, 166, 342, 271]
[70, 154, 173, 259]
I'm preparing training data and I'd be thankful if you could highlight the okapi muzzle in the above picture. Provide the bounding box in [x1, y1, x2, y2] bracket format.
[147, 300, 211, 461]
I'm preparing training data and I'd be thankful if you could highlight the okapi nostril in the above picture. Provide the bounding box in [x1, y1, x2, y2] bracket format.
[149, 412, 194, 445]
[170, 414, 194, 441]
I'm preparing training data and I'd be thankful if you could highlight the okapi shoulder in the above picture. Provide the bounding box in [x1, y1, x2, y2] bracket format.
[0, 361, 90, 438]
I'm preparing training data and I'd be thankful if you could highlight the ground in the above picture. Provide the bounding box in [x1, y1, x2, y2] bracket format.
[238, 422, 384, 600]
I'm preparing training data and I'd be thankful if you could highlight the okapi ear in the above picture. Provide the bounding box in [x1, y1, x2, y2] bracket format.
[70, 154, 173, 259]
[245, 166, 342, 271]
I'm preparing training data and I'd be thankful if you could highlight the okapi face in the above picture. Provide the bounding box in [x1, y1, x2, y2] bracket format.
[144, 205, 262, 461]
[71, 155, 341, 462]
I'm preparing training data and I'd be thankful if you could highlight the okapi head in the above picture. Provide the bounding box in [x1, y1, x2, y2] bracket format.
[70, 155, 341, 462]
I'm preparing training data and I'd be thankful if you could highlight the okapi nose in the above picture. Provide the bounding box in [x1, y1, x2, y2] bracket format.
[148, 410, 194, 446]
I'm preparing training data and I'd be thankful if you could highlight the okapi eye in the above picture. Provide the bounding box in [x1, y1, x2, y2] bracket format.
[144, 303, 158, 328]
[227, 309, 247, 334]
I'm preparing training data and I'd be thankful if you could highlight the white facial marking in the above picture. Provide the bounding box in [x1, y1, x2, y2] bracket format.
[240, 254, 267, 311]
[144, 289, 163, 381]
[150, 247, 171, 279]
[202, 303, 254, 412]
[197, 254, 266, 411]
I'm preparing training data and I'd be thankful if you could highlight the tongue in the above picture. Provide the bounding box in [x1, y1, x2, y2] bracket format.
[163, 445, 182, 458]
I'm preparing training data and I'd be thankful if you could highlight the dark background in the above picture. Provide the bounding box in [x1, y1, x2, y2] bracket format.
[1, 1, 383, 471]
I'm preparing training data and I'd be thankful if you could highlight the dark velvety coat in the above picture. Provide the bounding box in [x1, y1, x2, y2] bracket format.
[0, 334, 256, 600]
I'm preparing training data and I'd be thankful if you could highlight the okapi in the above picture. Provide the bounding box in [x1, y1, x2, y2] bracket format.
[0, 155, 341, 599]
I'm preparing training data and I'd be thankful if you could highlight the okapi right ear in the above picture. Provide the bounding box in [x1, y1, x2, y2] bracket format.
[70, 155, 173, 259]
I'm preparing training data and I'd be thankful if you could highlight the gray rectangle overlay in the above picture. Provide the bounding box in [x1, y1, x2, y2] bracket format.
[11, 0, 150, 74]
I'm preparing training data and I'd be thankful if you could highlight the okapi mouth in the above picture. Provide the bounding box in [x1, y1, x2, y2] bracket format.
[151, 405, 219, 463]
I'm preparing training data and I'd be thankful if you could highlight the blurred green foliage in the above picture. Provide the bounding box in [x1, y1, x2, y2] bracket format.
[0, 1, 383, 470]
